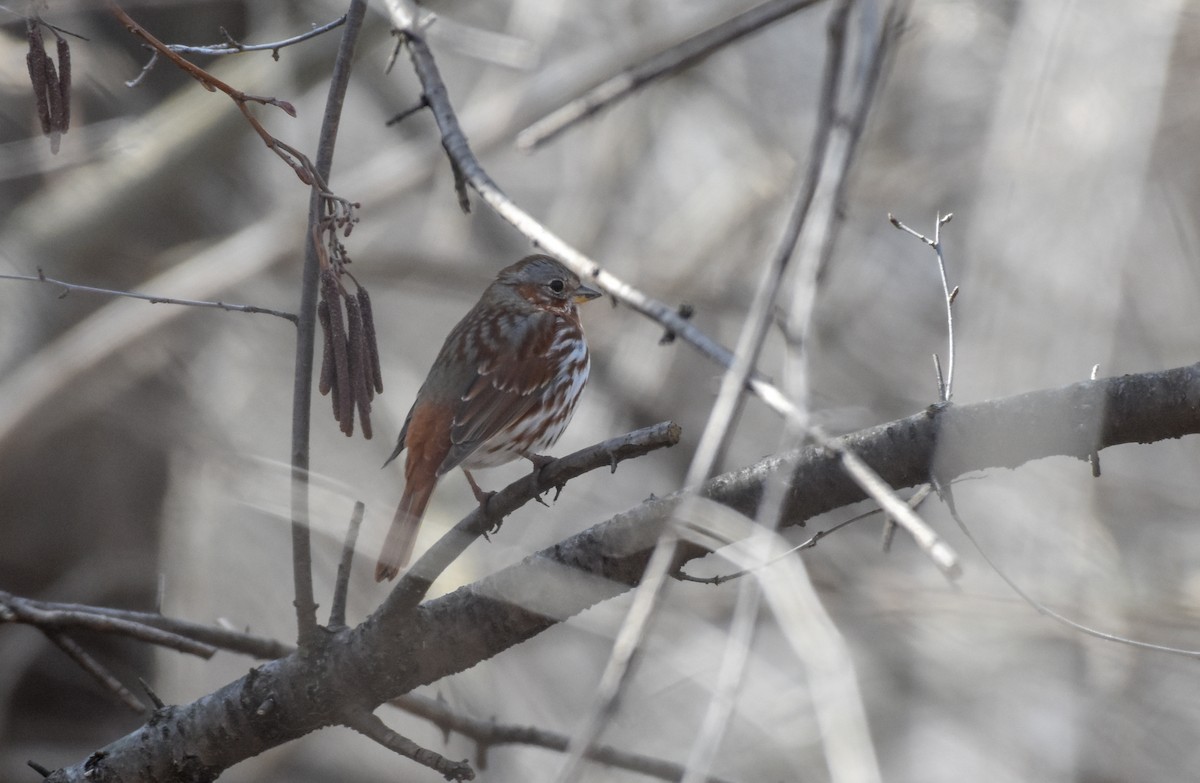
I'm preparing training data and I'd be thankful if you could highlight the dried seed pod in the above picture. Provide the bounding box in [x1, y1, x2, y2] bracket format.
[43, 55, 62, 152]
[329, 349, 342, 421]
[320, 270, 352, 428]
[56, 35, 70, 132]
[317, 299, 334, 396]
[338, 335, 355, 436]
[25, 23, 51, 135]
[345, 295, 372, 439]
[356, 287, 384, 394]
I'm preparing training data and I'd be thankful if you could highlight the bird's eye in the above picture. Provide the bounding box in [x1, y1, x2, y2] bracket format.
[548, 279, 566, 294]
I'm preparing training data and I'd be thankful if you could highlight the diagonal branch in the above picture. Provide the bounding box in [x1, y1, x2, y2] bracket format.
[41, 364, 1200, 781]
[383, 421, 683, 614]
[0, 592, 217, 658]
[44, 631, 147, 713]
[343, 710, 474, 781]
[518, 0, 829, 149]
[557, 3, 857, 776]
[392, 20, 958, 580]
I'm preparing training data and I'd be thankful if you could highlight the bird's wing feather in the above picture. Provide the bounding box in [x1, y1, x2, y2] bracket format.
[439, 314, 561, 473]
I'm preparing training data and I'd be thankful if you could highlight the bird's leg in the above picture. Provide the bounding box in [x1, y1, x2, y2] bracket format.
[462, 469, 494, 507]
[462, 469, 502, 537]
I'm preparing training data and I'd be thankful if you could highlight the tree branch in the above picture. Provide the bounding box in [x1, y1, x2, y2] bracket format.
[0, 270, 298, 324]
[290, 0, 369, 648]
[0, 592, 217, 658]
[41, 364, 1200, 781]
[393, 19, 957, 581]
[383, 421, 683, 615]
[44, 631, 147, 713]
[393, 691, 739, 783]
[166, 15, 347, 58]
[518, 0, 829, 149]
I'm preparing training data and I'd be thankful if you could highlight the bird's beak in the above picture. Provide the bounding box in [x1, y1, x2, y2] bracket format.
[573, 284, 602, 303]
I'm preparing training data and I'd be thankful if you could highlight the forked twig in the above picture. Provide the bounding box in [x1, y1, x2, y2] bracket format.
[0, 592, 217, 658]
[343, 710, 474, 781]
[889, 211, 957, 402]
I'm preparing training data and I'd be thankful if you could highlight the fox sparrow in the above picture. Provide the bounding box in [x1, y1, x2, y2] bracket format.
[375, 255, 602, 581]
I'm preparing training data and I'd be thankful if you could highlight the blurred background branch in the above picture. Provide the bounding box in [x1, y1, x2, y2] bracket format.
[3, 0, 1200, 781]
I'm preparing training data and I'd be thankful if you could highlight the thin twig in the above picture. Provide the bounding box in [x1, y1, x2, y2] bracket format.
[290, 0, 370, 648]
[3, 592, 292, 657]
[0, 271, 298, 324]
[518, 0, 829, 150]
[108, 1, 327, 185]
[393, 692, 738, 783]
[943, 484, 1200, 659]
[165, 14, 347, 58]
[12, 597, 292, 659]
[45, 630, 147, 713]
[676, 483, 935, 584]
[0, 593, 217, 658]
[329, 500, 365, 629]
[888, 211, 956, 402]
[343, 710, 474, 781]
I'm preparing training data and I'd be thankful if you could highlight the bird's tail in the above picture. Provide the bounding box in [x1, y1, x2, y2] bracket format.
[375, 480, 435, 581]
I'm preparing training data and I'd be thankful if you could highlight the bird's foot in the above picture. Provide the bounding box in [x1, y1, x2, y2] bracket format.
[526, 453, 566, 502]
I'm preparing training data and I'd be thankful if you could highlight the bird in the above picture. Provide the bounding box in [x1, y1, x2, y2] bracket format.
[375, 255, 602, 581]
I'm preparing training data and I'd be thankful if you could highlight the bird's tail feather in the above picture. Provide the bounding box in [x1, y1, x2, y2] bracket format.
[375, 481, 434, 581]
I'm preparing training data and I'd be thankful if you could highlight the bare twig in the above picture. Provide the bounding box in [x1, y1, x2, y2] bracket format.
[343, 710, 474, 781]
[290, 0, 370, 648]
[0, 592, 217, 658]
[139, 677, 167, 709]
[14, 598, 291, 659]
[108, 1, 330, 185]
[0, 270, 299, 324]
[943, 486, 1200, 659]
[329, 500, 365, 629]
[164, 14, 347, 59]
[518, 0, 829, 150]
[45, 631, 147, 713]
[393, 692, 738, 783]
[889, 211, 957, 402]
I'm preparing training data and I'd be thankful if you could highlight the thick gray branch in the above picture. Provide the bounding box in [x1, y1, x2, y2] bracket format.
[44, 364, 1200, 782]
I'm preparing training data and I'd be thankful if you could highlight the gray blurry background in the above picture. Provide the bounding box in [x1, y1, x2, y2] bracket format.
[2, 0, 1199, 781]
